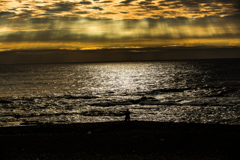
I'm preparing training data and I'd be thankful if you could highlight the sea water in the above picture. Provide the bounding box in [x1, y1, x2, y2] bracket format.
[1, 59, 240, 127]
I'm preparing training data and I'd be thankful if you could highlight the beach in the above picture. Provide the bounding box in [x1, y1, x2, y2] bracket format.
[1, 121, 240, 160]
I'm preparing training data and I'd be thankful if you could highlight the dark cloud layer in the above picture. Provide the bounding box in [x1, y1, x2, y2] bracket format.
[0, 14, 239, 42]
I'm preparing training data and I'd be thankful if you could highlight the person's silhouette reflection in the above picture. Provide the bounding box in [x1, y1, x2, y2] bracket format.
[125, 109, 131, 121]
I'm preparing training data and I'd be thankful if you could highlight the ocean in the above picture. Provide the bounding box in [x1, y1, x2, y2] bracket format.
[1, 59, 240, 127]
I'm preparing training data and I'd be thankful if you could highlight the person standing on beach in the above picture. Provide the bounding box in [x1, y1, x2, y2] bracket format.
[125, 109, 131, 121]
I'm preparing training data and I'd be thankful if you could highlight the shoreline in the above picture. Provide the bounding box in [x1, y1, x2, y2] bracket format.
[1, 121, 240, 134]
[1, 121, 240, 159]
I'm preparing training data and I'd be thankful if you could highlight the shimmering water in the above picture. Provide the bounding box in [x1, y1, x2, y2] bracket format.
[1, 59, 240, 127]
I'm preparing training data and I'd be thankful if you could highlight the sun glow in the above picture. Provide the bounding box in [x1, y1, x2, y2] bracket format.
[0, 38, 239, 52]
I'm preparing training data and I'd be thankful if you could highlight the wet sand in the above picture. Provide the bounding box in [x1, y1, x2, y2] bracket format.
[1, 121, 240, 160]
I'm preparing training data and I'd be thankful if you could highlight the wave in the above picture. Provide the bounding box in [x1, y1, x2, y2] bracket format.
[149, 88, 191, 94]
[0, 99, 13, 103]
[1, 91, 240, 108]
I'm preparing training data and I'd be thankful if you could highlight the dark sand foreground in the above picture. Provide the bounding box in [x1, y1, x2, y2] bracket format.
[1, 121, 240, 160]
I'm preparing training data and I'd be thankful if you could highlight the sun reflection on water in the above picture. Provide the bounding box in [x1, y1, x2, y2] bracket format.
[1, 60, 240, 127]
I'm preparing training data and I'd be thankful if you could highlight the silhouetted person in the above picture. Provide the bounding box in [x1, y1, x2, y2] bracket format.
[125, 109, 131, 121]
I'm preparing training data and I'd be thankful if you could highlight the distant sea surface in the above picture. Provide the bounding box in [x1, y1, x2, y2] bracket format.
[1, 59, 240, 127]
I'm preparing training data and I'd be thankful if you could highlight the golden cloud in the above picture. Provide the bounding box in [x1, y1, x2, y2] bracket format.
[0, 0, 238, 20]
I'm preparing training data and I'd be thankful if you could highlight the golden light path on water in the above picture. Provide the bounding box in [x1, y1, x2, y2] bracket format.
[1, 61, 240, 127]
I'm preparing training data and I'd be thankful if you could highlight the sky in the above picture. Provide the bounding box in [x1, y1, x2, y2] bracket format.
[0, 0, 240, 63]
